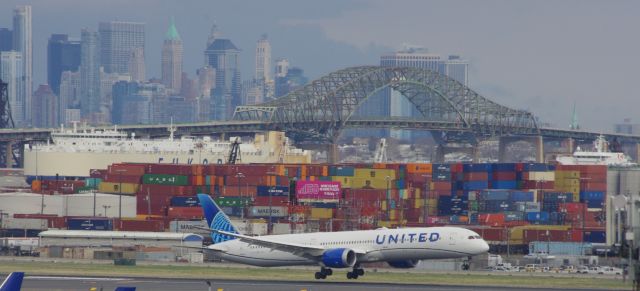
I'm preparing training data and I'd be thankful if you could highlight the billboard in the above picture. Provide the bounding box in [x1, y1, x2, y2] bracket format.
[296, 181, 341, 201]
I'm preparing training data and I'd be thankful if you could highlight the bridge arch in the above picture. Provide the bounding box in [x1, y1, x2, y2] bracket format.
[234, 66, 538, 142]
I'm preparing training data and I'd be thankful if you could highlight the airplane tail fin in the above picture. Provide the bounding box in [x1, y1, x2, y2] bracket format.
[0, 272, 24, 291]
[197, 193, 239, 243]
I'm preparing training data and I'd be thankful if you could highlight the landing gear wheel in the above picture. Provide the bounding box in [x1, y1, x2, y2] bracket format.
[462, 263, 470, 270]
[347, 272, 359, 279]
[355, 269, 364, 276]
[325, 269, 333, 276]
[315, 272, 326, 279]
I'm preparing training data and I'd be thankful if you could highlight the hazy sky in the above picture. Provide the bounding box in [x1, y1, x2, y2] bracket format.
[1, 0, 638, 131]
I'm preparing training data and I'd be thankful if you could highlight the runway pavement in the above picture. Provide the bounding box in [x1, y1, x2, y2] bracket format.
[19, 275, 614, 291]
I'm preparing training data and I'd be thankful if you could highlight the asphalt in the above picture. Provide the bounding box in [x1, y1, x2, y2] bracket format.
[19, 276, 614, 291]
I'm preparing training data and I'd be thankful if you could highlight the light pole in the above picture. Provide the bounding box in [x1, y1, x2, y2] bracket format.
[235, 172, 245, 219]
[385, 175, 391, 221]
[102, 205, 111, 217]
[92, 189, 96, 216]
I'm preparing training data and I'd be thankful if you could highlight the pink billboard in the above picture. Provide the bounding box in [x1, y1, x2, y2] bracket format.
[296, 181, 341, 201]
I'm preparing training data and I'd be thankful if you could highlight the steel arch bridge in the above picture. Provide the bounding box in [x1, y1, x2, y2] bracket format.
[234, 66, 539, 143]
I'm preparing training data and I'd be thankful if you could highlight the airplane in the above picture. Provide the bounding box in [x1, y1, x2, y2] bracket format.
[0, 272, 135, 291]
[196, 193, 490, 279]
[0, 272, 23, 291]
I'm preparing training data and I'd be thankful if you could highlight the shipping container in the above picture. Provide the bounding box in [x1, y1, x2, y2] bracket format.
[329, 166, 355, 176]
[98, 182, 139, 195]
[170, 196, 200, 207]
[492, 181, 517, 189]
[67, 218, 113, 231]
[257, 186, 290, 197]
[143, 174, 190, 186]
[248, 206, 289, 218]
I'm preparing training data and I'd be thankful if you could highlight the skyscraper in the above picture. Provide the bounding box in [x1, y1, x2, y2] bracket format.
[32, 84, 58, 128]
[128, 47, 145, 82]
[255, 34, 271, 82]
[59, 70, 80, 124]
[0, 28, 12, 52]
[161, 18, 183, 92]
[439, 55, 469, 86]
[12, 5, 32, 125]
[204, 37, 241, 120]
[80, 29, 100, 119]
[0, 51, 24, 125]
[47, 34, 81, 95]
[98, 21, 145, 74]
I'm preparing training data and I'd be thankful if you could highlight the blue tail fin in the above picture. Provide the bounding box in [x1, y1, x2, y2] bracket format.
[197, 194, 238, 243]
[0, 272, 24, 291]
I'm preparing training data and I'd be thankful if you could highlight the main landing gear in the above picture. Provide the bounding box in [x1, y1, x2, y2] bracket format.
[315, 267, 333, 279]
[346, 265, 365, 279]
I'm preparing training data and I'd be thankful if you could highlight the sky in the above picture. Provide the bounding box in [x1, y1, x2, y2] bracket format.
[1, 0, 638, 131]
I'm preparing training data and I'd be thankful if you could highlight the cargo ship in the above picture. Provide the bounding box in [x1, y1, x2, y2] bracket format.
[23, 124, 311, 180]
[556, 135, 635, 166]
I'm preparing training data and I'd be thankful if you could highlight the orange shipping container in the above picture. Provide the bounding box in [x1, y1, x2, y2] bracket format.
[406, 163, 432, 174]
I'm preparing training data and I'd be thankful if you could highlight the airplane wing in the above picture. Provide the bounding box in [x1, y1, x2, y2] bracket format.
[215, 230, 327, 257]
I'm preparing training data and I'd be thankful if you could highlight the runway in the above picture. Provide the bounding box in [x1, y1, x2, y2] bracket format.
[19, 276, 613, 291]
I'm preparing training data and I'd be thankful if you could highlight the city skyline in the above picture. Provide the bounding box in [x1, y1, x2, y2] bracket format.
[0, 0, 637, 131]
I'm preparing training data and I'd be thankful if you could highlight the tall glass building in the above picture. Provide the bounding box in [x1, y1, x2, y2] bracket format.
[204, 38, 241, 120]
[12, 5, 31, 126]
[99, 21, 145, 74]
[47, 34, 81, 95]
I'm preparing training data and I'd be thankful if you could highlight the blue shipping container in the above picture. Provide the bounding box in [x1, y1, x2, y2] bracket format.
[504, 211, 525, 221]
[580, 191, 605, 201]
[522, 163, 549, 171]
[583, 231, 606, 243]
[492, 181, 517, 190]
[67, 218, 113, 231]
[526, 212, 550, 223]
[463, 181, 489, 191]
[510, 191, 534, 202]
[493, 163, 517, 172]
[483, 200, 513, 212]
[529, 242, 591, 256]
[584, 199, 605, 208]
[482, 190, 510, 201]
[432, 164, 451, 172]
[463, 163, 492, 172]
[170, 196, 200, 207]
[257, 186, 289, 197]
[543, 192, 574, 203]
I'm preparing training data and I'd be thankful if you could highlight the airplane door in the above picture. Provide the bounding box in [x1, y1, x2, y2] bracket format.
[449, 232, 457, 245]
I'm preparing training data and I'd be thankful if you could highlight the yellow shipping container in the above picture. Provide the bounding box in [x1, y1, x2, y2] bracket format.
[414, 199, 424, 209]
[310, 208, 333, 219]
[352, 177, 393, 189]
[301, 166, 308, 177]
[555, 179, 580, 187]
[331, 176, 352, 188]
[381, 200, 387, 210]
[98, 182, 139, 195]
[555, 171, 580, 179]
[527, 172, 555, 181]
[406, 163, 433, 174]
[354, 168, 396, 179]
[321, 166, 329, 177]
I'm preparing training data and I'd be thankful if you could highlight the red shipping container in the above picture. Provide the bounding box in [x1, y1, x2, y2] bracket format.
[521, 181, 555, 189]
[466, 227, 506, 241]
[109, 164, 147, 176]
[478, 213, 505, 226]
[406, 173, 431, 184]
[560, 203, 586, 214]
[580, 182, 607, 191]
[103, 174, 142, 184]
[493, 172, 517, 181]
[463, 172, 489, 181]
[450, 163, 463, 173]
[254, 196, 290, 206]
[115, 219, 165, 232]
[136, 191, 172, 216]
[432, 181, 452, 191]
[167, 207, 204, 220]
[139, 184, 200, 197]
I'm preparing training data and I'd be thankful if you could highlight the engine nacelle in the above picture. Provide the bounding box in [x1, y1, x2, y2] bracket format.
[321, 248, 356, 268]
[387, 259, 420, 268]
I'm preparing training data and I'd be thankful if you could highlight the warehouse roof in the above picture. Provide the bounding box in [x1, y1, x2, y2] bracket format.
[39, 230, 203, 242]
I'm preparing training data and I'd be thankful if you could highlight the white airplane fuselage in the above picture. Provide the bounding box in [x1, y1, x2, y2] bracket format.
[207, 226, 489, 267]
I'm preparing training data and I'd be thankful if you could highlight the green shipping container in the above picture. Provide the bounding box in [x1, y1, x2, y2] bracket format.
[143, 174, 189, 186]
[85, 178, 102, 188]
[215, 196, 252, 207]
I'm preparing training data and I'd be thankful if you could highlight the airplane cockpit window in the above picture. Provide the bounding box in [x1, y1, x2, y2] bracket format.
[468, 236, 475, 240]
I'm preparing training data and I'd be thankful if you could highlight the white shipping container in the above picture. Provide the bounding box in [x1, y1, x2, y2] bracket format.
[248, 222, 268, 236]
[169, 220, 209, 235]
[1, 218, 48, 230]
[271, 223, 291, 235]
[62, 193, 136, 218]
[248, 206, 288, 218]
[0, 193, 65, 216]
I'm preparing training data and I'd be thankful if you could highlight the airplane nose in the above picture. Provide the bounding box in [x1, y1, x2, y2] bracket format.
[480, 240, 490, 253]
